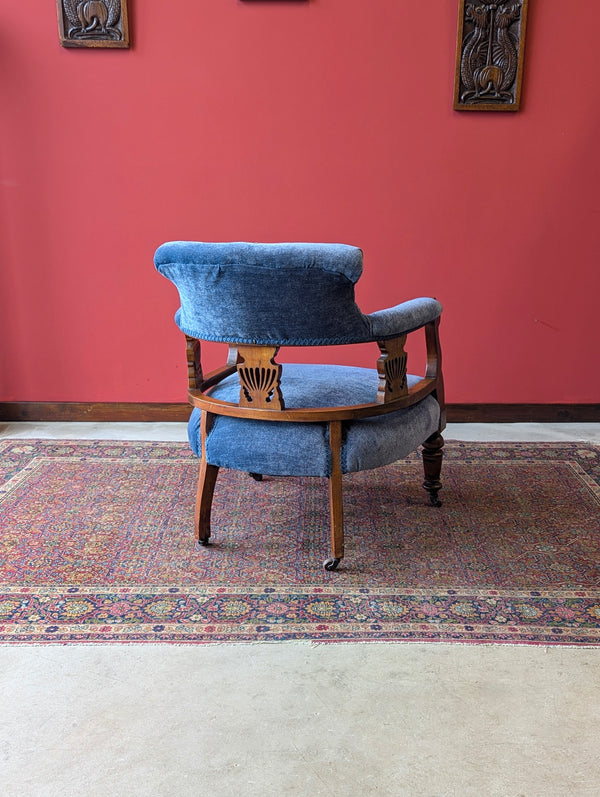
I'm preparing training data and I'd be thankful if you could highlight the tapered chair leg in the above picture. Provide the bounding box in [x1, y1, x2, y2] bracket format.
[195, 460, 219, 548]
[422, 431, 444, 507]
[325, 421, 344, 571]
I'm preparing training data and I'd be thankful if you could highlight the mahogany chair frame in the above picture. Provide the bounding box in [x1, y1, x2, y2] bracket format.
[185, 318, 445, 571]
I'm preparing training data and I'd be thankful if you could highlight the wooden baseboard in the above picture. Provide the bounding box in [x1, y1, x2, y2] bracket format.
[447, 404, 600, 423]
[0, 402, 599, 423]
[0, 402, 191, 422]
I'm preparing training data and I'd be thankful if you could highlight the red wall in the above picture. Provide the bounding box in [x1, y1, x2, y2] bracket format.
[1, 1, 599, 404]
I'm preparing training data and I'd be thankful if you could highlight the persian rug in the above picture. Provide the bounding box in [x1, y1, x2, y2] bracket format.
[0, 439, 599, 645]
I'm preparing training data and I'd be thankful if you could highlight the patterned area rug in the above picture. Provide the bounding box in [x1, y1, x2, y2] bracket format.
[1, 439, 599, 645]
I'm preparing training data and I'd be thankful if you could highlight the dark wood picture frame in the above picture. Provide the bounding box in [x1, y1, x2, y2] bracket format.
[57, 0, 130, 49]
[454, 0, 528, 111]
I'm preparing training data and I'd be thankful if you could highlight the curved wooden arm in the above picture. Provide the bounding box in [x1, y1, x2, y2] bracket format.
[189, 377, 437, 423]
[187, 321, 444, 426]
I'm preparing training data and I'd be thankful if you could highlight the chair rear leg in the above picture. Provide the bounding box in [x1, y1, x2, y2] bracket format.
[422, 431, 444, 507]
[325, 421, 344, 571]
[195, 461, 219, 548]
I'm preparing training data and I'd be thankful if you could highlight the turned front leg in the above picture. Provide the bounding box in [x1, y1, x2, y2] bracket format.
[422, 431, 444, 507]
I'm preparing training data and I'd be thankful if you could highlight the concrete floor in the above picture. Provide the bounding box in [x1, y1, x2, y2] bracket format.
[1, 423, 599, 797]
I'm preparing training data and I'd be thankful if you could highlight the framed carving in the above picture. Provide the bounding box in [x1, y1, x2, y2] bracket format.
[454, 0, 528, 111]
[57, 0, 130, 49]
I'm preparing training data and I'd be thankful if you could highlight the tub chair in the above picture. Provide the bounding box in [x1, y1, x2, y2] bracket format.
[155, 242, 445, 570]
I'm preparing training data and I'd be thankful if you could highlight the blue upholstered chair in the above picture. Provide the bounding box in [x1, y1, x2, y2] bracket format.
[155, 242, 445, 570]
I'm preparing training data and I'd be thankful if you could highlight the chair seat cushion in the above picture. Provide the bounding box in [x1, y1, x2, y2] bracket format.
[188, 364, 440, 477]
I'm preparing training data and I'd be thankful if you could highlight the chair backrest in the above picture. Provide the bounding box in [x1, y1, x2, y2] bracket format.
[154, 241, 373, 346]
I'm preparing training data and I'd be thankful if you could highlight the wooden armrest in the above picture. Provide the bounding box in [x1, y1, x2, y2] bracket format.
[376, 317, 445, 428]
[189, 377, 437, 423]
[425, 316, 445, 429]
[187, 322, 445, 429]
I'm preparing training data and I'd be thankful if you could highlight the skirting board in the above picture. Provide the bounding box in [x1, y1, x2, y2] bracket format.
[0, 403, 599, 424]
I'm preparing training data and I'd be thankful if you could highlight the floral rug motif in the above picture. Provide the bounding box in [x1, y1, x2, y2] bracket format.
[0, 439, 599, 645]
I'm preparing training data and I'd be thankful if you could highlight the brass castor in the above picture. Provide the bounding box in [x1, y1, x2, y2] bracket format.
[323, 557, 341, 571]
[428, 490, 442, 508]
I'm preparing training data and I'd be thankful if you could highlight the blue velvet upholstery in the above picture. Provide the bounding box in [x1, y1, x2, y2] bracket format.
[156, 241, 444, 567]
[188, 365, 440, 476]
[154, 242, 442, 345]
[155, 240, 444, 474]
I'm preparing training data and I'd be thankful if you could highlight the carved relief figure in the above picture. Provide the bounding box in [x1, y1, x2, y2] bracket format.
[458, 2, 524, 106]
[62, 0, 123, 41]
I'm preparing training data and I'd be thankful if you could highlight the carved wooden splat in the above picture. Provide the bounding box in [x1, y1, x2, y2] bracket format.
[236, 346, 284, 410]
[454, 0, 528, 111]
[377, 336, 408, 404]
[56, 0, 130, 48]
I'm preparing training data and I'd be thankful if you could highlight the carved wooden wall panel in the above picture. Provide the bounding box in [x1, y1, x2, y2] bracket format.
[57, 0, 130, 48]
[454, 0, 528, 111]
